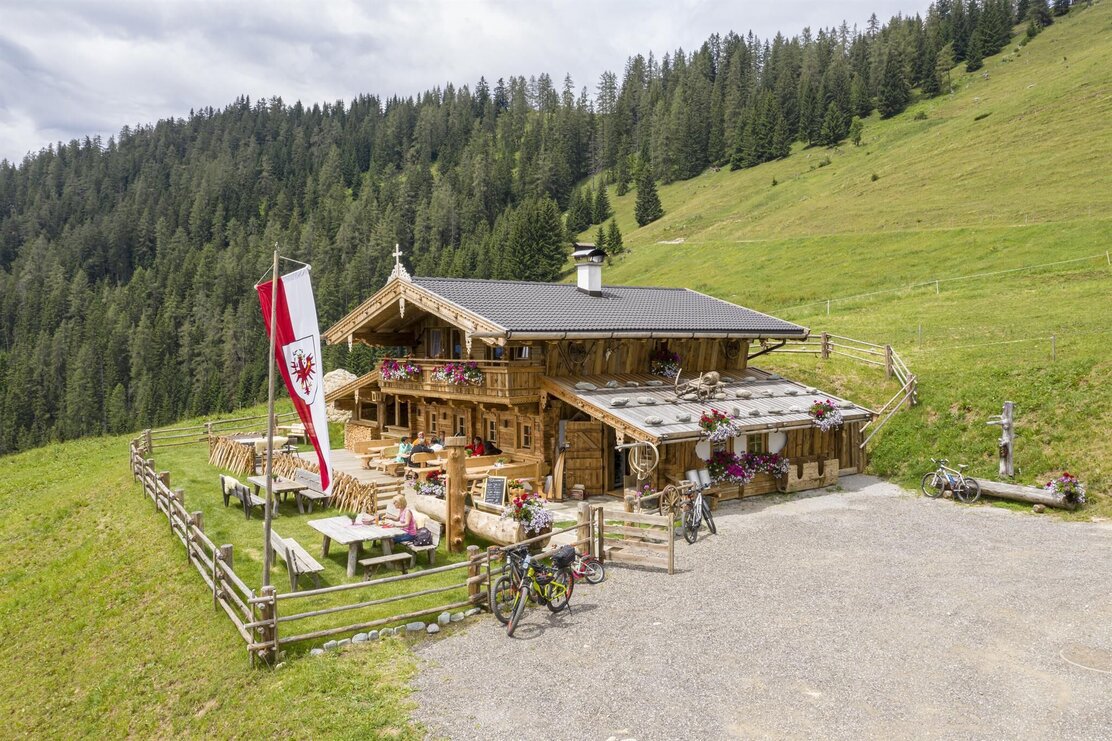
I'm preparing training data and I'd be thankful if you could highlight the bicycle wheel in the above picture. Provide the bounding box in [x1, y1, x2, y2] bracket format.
[582, 558, 605, 584]
[682, 507, 699, 544]
[490, 575, 517, 625]
[920, 472, 944, 498]
[506, 585, 528, 637]
[546, 569, 574, 613]
[957, 477, 981, 504]
[702, 500, 717, 535]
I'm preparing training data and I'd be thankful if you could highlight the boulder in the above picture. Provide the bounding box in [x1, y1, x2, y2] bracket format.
[367, 630, 379, 641]
[644, 416, 663, 426]
[437, 612, 452, 626]
[575, 381, 598, 391]
[405, 622, 426, 633]
[610, 397, 629, 407]
[337, 638, 351, 648]
[323, 369, 357, 423]
[464, 608, 481, 617]
[353, 633, 368, 643]
[427, 623, 441, 634]
[605, 380, 620, 388]
[450, 612, 465, 623]
[380, 628, 395, 638]
[1033, 504, 1047, 514]
[323, 640, 338, 651]
[636, 396, 656, 405]
[310, 648, 325, 657]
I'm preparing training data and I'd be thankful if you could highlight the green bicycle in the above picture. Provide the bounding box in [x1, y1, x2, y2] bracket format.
[503, 547, 575, 637]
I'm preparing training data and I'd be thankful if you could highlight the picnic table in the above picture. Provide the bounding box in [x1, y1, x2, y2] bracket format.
[306, 515, 405, 578]
[247, 475, 307, 516]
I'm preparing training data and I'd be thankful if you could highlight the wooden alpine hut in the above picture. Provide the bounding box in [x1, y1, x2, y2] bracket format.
[324, 248, 873, 503]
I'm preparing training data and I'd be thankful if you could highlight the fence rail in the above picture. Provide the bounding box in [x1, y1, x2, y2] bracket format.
[766, 331, 918, 450]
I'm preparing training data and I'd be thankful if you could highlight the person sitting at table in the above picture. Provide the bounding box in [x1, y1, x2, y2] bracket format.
[466, 435, 485, 457]
[409, 433, 434, 466]
[386, 495, 417, 543]
[395, 437, 413, 464]
[429, 435, 444, 453]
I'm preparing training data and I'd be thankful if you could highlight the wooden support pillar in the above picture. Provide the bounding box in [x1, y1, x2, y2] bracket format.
[466, 545, 482, 603]
[258, 585, 277, 665]
[577, 502, 590, 550]
[444, 435, 467, 553]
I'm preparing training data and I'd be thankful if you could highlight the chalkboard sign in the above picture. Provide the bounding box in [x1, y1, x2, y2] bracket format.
[483, 476, 508, 507]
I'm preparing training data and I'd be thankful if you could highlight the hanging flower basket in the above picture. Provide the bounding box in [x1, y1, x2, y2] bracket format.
[699, 408, 742, 442]
[500, 491, 554, 535]
[741, 452, 790, 478]
[380, 357, 421, 382]
[808, 399, 844, 432]
[431, 361, 484, 386]
[1045, 472, 1086, 507]
[649, 348, 681, 378]
[417, 470, 446, 499]
[707, 450, 754, 486]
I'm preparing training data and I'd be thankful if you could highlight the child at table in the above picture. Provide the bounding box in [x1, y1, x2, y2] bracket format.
[387, 495, 417, 543]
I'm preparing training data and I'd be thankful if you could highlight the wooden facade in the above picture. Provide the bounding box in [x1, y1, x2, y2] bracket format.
[326, 269, 871, 500]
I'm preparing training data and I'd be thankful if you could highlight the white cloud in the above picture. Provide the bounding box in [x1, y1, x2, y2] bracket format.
[0, 0, 925, 162]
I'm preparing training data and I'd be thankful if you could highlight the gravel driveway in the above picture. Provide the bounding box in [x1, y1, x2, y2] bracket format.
[412, 476, 1112, 740]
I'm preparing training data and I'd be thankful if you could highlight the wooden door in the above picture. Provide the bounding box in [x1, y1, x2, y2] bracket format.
[563, 420, 606, 495]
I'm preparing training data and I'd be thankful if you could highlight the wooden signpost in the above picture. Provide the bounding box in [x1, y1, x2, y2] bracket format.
[986, 401, 1015, 478]
[444, 435, 467, 554]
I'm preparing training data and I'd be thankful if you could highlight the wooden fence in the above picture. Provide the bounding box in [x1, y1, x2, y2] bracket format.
[129, 439, 622, 664]
[768, 331, 918, 450]
[144, 411, 300, 451]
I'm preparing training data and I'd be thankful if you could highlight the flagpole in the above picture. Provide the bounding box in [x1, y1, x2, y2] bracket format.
[262, 248, 279, 587]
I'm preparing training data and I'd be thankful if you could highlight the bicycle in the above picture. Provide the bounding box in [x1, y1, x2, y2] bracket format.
[921, 458, 981, 503]
[505, 548, 575, 637]
[679, 480, 716, 544]
[490, 547, 575, 633]
[569, 551, 605, 584]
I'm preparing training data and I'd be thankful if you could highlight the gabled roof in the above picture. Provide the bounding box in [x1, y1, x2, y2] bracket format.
[409, 277, 807, 339]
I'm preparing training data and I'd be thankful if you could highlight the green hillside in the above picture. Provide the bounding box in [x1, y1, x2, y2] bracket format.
[589, 3, 1112, 506]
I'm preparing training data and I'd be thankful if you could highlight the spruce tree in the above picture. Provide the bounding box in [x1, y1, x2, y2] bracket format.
[565, 188, 592, 235]
[594, 225, 607, 252]
[877, 48, 911, 118]
[849, 117, 864, 146]
[965, 30, 985, 72]
[606, 219, 624, 255]
[615, 155, 631, 196]
[634, 171, 664, 227]
[1028, 0, 1053, 27]
[819, 102, 848, 146]
[593, 185, 612, 223]
[850, 74, 872, 118]
[921, 48, 942, 97]
[936, 43, 956, 94]
[1053, 0, 1071, 16]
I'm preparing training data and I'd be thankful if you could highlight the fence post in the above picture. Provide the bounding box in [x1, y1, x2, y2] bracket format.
[820, 332, 830, 360]
[595, 505, 605, 562]
[466, 545, 482, 605]
[215, 544, 233, 608]
[144, 428, 153, 452]
[884, 345, 894, 380]
[667, 510, 675, 576]
[258, 585, 277, 665]
[577, 502, 590, 549]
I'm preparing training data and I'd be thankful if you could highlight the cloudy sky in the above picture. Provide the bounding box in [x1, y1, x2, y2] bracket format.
[1, 0, 926, 163]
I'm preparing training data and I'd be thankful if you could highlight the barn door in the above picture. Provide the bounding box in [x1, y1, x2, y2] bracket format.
[563, 420, 606, 495]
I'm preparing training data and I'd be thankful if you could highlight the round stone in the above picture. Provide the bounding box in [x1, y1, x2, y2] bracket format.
[427, 623, 441, 634]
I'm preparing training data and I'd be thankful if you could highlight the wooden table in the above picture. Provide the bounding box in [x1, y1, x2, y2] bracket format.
[247, 475, 307, 516]
[306, 516, 405, 578]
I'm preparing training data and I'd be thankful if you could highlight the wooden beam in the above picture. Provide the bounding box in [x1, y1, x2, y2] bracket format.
[354, 332, 416, 346]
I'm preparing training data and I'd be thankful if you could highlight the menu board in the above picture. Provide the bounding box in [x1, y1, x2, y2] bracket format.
[483, 475, 508, 507]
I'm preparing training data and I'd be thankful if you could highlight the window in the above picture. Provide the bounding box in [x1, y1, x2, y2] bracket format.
[451, 330, 463, 359]
[520, 423, 533, 449]
[487, 419, 497, 444]
[428, 329, 443, 358]
[746, 434, 767, 454]
[512, 346, 531, 360]
[455, 414, 466, 436]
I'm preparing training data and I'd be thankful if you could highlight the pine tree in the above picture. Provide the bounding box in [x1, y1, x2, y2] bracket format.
[606, 219, 624, 255]
[1028, 0, 1053, 27]
[593, 185, 612, 223]
[818, 102, 848, 146]
[615, 156, 631, 196]
[850, 74, 872, 118]
[594, 225, 607, 252]
[849, 117, 864, 146]
[965, 30, 985, 72]
[506, 197, 566, 282]
[634, 171, 664, 227]
[1053, 0, 1071, 16]
[877, 48, 911, 118]
[565, 188, 592, 235]
[936, 43, 956, 94]
[921, 47, 942, 97]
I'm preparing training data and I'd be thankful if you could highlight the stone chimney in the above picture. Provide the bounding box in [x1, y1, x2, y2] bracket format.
[572, 243, 606, 297]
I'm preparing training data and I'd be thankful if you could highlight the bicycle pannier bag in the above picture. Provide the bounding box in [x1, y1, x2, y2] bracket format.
[552, 545, 576, 568]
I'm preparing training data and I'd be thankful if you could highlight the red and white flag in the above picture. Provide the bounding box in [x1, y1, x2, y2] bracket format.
[256, 266, 332, 495]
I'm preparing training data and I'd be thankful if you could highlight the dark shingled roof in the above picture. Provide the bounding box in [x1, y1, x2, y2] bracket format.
[411, 277, 806, 337]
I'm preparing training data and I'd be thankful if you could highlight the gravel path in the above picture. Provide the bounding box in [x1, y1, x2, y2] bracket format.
[412, 477, 1112, 740]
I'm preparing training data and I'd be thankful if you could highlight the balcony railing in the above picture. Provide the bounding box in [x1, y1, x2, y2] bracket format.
[378, 359, 543, 402]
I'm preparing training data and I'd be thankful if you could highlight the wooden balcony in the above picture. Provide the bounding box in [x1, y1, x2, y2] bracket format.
[378, 359, 543, 403]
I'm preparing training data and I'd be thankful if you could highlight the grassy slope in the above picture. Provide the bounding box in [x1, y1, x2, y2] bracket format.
[589, 4, 1112, 511]
[0, 416, 423, 739]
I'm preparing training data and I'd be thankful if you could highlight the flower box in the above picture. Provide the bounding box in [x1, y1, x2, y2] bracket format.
[431, 361, 484, 386]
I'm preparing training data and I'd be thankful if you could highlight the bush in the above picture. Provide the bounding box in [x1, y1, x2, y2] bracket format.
[871, 173, 879, 182]
[771, 177, 778, 187]
[818, 156, 832, 168]
[914, 110, 928, 120]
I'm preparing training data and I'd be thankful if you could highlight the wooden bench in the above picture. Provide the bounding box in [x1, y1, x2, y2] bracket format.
[402, 518, 441, 565]
[290, 468, 331, 514]
[269, 528, 325, 590]
[405, 451, 442, 482]
[359, 552, 414, 578]
[220, 474, 265, 519]
[368, 446, 404, 476]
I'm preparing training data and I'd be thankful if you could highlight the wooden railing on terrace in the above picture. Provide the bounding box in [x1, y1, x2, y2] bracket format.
[379, 359, 543, 402]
